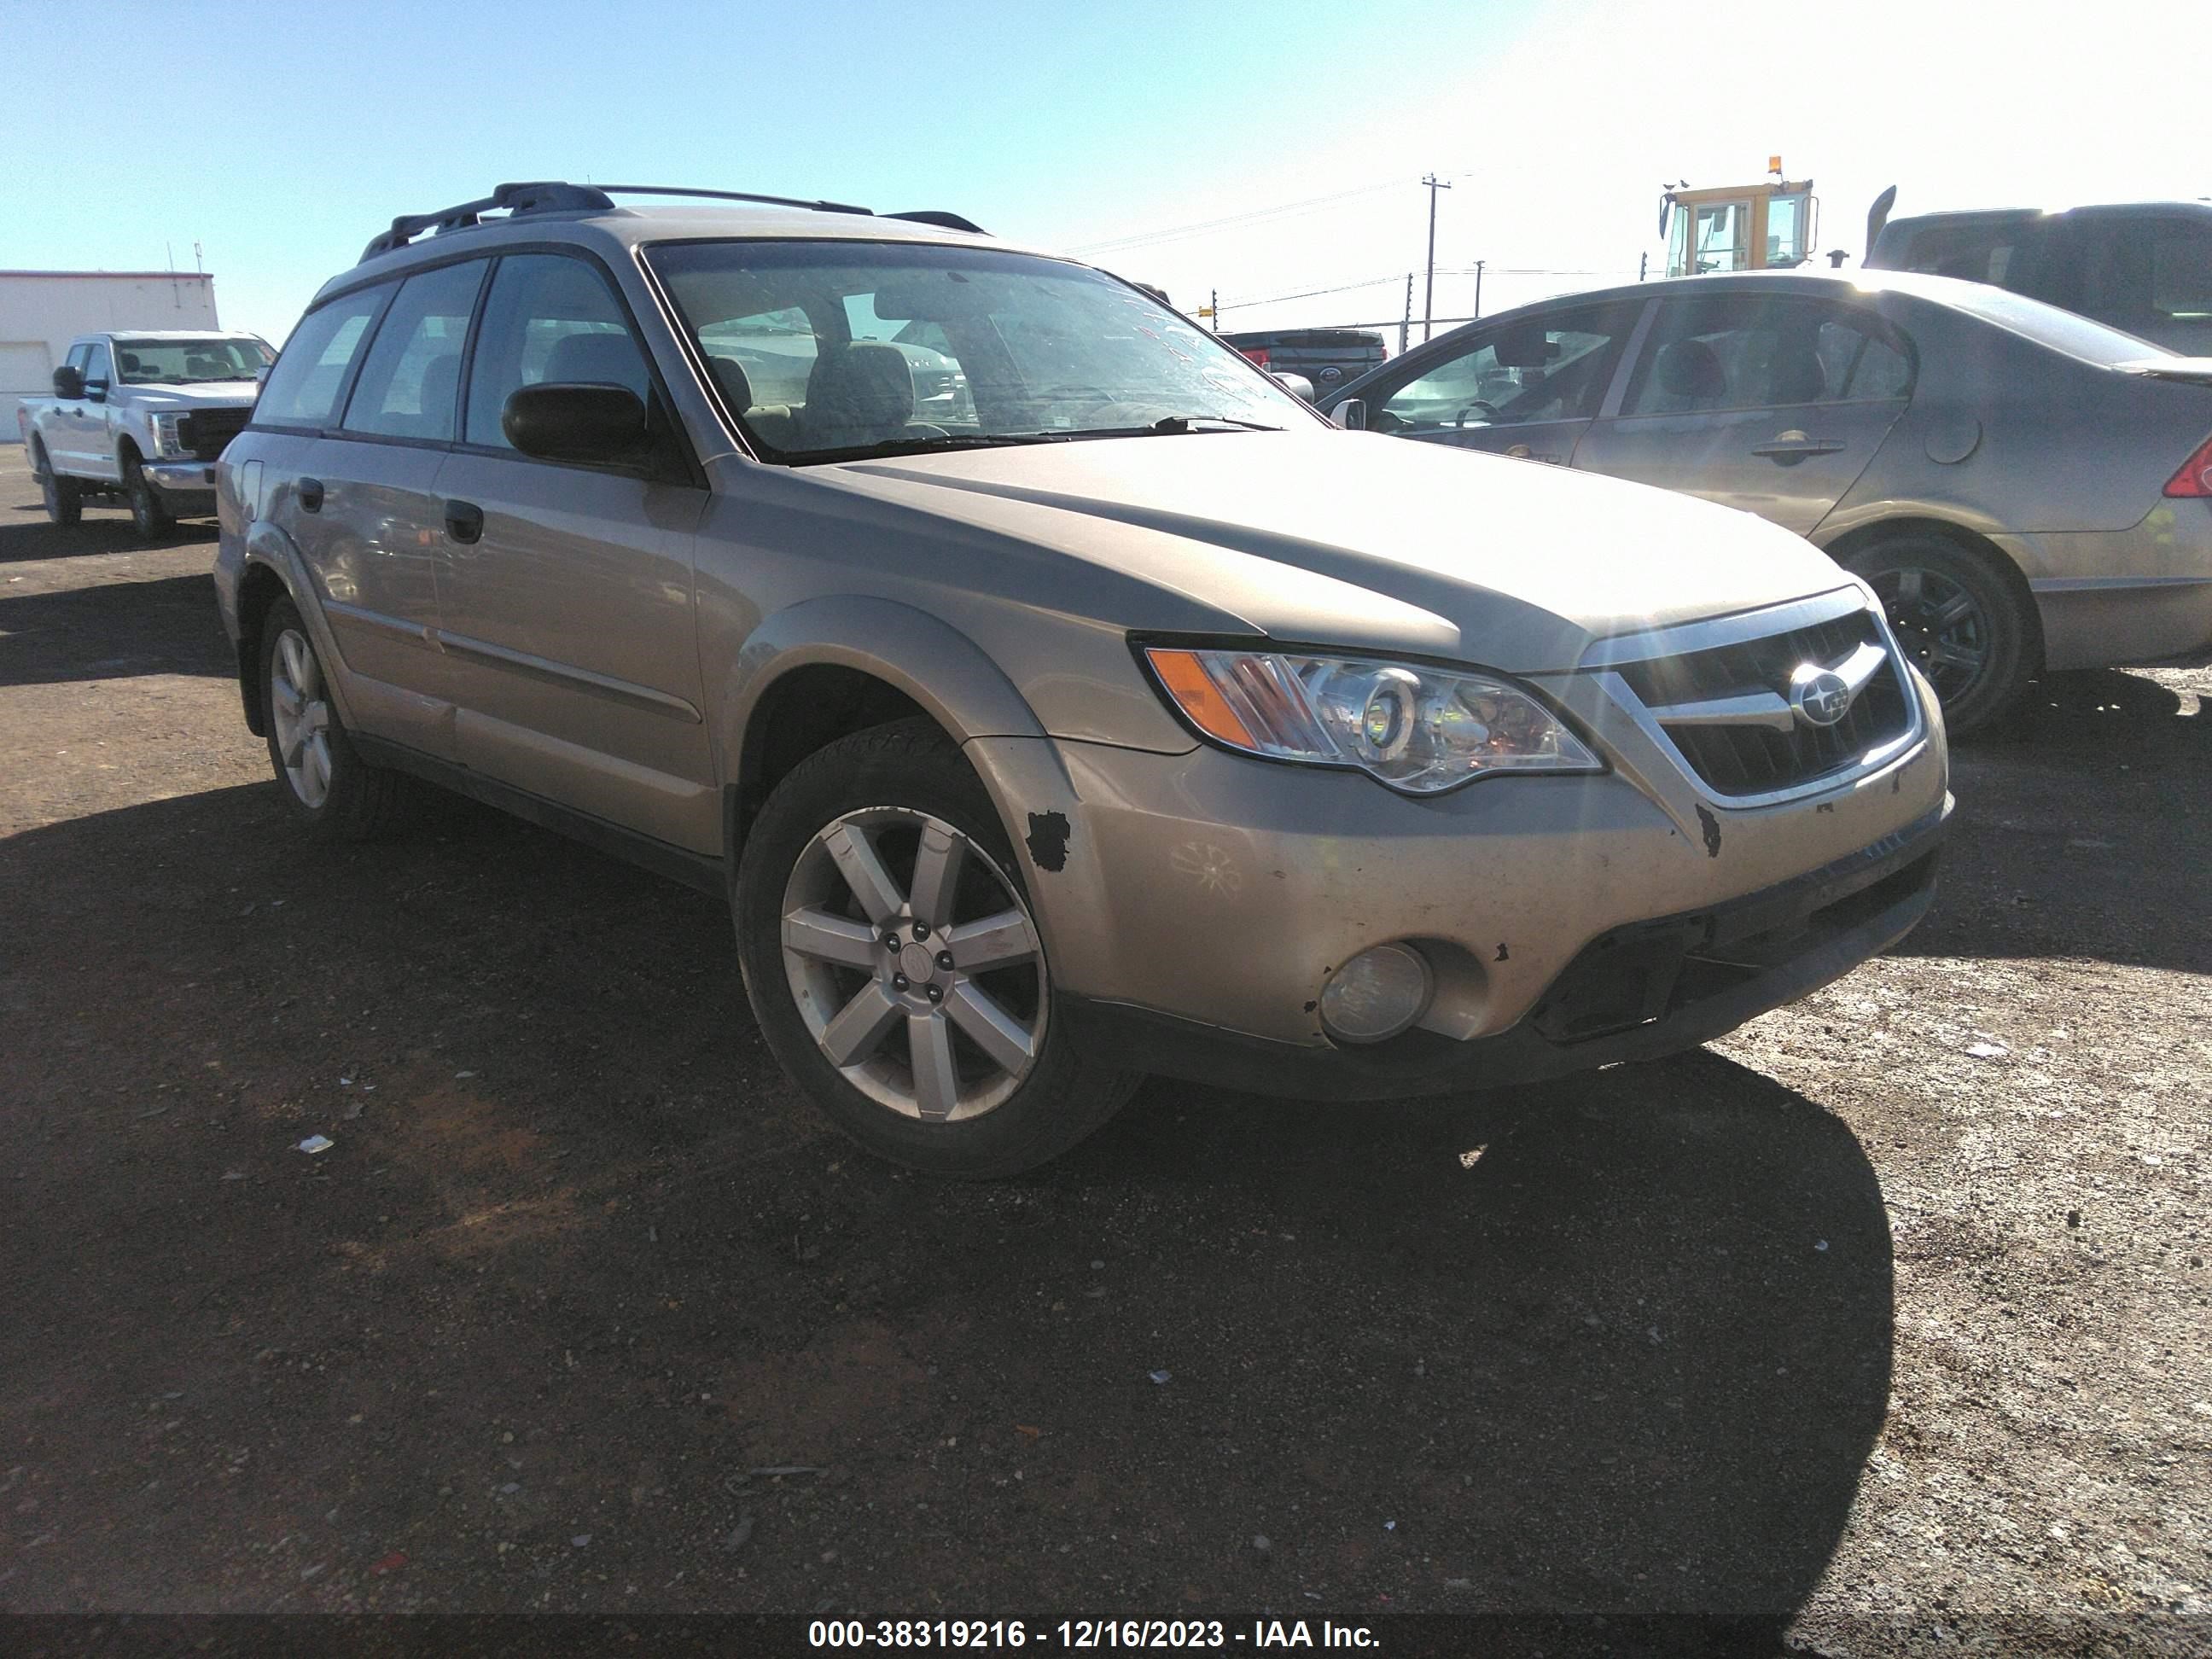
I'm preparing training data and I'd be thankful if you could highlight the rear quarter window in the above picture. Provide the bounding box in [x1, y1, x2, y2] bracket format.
[257, 286, 393, 429]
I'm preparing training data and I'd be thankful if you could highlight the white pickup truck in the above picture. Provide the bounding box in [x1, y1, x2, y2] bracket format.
[18, 330, 272, 537]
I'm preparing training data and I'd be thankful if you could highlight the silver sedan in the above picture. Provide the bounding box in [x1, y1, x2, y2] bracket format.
[1325, 270, 2212, 731]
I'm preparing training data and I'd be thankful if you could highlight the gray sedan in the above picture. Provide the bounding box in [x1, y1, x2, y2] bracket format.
[1324, 271, 2212, 731]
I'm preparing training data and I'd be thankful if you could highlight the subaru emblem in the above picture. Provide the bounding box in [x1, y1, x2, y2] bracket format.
[1789, 665, 1854, 728]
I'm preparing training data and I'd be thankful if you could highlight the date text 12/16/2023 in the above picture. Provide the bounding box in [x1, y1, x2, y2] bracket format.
[806, 1619, 1380, 1649]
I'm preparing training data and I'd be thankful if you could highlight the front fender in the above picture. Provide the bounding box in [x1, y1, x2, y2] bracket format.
[718, 594, 1048, 772]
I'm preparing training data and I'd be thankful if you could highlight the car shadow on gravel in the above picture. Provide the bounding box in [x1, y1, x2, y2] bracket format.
[0, 508, 207, 564]
[0, 573, 233, 685]
[1041, 1057, 1894, 1621]
[3, 779, 1895, 1628]
[1897, 667, 2209, 975]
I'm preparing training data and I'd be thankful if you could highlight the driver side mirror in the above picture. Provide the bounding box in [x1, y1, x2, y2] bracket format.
[503, 383, 654, 468]
[1329, 399, 1366, 431]
[52, 364, 85, 399]
[1272, 371, 1316, 403]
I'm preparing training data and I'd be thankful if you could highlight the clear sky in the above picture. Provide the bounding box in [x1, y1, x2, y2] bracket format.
[3, 0, 2204, 347]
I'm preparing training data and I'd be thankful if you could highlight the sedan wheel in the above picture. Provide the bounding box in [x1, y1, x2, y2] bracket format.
[1867, 564, 1989, 704]
[1846, 533, 2035, 736]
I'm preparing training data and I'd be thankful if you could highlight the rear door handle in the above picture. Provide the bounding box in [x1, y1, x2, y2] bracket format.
[297, 476, 323, 512]
[444, 499, 484, 544]
[1751, 431, 1845, 462]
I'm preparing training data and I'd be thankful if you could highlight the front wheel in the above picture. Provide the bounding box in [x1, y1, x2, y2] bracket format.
[734, 719, 1142, 1178]
[1845, 533, 2035, 736]
[124, 451, 175, 539]
[33, 442, 82, 526]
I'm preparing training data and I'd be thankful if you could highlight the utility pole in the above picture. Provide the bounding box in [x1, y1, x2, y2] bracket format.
[1400, 273, 1413, 356]
[1472, 259, 1485, 321]
[1639, 250, 1648, 282]
[1421, 173, 1452, 341]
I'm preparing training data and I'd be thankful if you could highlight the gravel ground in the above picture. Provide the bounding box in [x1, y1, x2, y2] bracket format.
[0, 445, 2205, 1654]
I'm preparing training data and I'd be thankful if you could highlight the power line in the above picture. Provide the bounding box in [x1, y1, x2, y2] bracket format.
[1068, 173, 1468, 256]
[1217, 265, 1639, 313]
[1216, 273, 1410, 311]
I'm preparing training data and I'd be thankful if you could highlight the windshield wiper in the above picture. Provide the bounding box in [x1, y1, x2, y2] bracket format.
[1015, 415, 1286, 442]
[1147, 414, 1284, 434]
[796, 432, 1074, 463]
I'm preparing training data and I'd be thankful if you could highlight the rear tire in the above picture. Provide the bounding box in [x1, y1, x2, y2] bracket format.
[33, 441, 82, 527]
[259, 597, 403, 841]
[734, 718, 1142, 1179]
[123, 450, 175, 539]
[1843, 533, 2035, 736]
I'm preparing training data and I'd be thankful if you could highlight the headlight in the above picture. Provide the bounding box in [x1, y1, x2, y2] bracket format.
[150, 413, 189, 457]
[1144, 645, 1601, 794]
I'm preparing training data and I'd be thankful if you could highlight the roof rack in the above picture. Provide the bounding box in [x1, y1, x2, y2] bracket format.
[358, 181, 987, 264]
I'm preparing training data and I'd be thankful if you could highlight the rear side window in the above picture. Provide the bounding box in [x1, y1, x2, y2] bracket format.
[1889, 220, 2044, 288]
[463, 255, 652, 451]
[1624, 295, 1912, 415]
[2150, 222, 2212, 320]
[258, 286, 392, 429]
[341, 260, 487, 442]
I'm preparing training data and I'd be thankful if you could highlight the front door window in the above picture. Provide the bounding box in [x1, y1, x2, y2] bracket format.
[1376, 309, 1632, 437]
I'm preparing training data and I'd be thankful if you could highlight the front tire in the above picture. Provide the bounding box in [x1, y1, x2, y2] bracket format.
[1844, 533, 2035, 736]
[33, 442, 82, 526]
[734, 719, 1141, 1178]
[259, 598, 403, 841]
[123, 450, 175, 539]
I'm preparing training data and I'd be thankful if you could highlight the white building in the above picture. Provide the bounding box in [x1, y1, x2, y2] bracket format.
[2, 270, 222, 440]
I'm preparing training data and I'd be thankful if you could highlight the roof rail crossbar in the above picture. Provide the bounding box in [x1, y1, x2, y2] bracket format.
[886, 210, 988, 235]
[359, 180, 614, 263]
[591, 184, 876, 217]
[358, 182, 987, 265]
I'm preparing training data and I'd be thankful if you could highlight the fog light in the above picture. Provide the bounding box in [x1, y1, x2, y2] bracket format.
[1318, 943, 1432, 1044]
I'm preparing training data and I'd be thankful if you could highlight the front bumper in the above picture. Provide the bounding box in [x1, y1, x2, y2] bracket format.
[1057, 797, 1946, 1099]
[141, 457, 218, 501]
[961, 647, 1948, 1097]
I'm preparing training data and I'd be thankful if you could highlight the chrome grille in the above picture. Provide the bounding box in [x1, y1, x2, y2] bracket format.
[1613, 606, 1914, 798]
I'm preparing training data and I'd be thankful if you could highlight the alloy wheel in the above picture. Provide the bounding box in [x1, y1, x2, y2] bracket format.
[779, 807, 1046, 1123]
[269, 627, 335, 809]
[1870, 564, 1990, 702]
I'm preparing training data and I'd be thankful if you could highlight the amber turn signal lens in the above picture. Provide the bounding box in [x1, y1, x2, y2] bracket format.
[1146, 649, 1258, 748]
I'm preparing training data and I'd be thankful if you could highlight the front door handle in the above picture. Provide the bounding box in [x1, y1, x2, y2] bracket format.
[444, 499, 485, 544]
[297, 476, 323, 512]
[1750, 430, 1845, 462]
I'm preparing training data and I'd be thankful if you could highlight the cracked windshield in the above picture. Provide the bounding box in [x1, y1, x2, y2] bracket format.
[651, 240, 1306, 460]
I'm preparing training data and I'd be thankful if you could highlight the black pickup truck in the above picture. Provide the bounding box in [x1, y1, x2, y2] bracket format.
[1222, 328, 1388, 395]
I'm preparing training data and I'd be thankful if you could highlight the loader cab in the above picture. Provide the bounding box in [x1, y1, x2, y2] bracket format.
[1663, 176, 1818, 277]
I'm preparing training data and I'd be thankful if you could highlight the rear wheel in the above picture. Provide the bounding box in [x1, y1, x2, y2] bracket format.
[32, 441, 81, 526]
[259, 597, 403, 840]
[123, 450, 175, 539]
[734, 719, 1141, 1178]
[1845, 533, 2034, 735]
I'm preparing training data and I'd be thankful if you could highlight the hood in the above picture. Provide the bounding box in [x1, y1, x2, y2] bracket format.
[127, 380, 260, 410]
[822, 431, 1854, 671]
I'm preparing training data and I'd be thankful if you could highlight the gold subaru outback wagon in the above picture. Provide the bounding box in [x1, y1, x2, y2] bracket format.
[214, 182, 1951, 1176]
